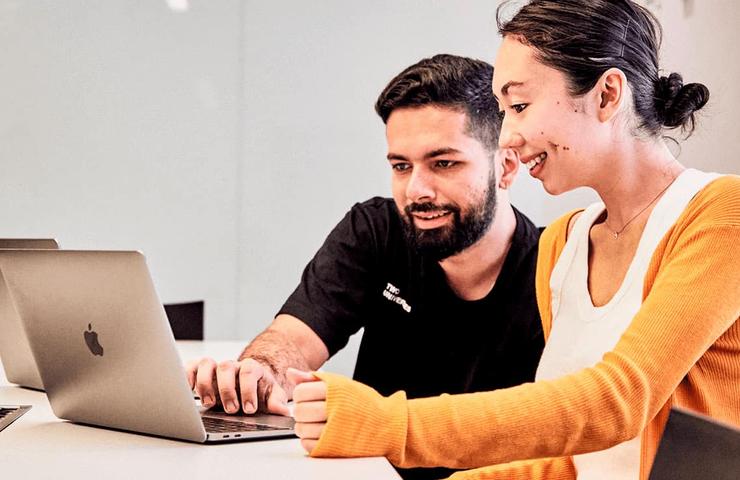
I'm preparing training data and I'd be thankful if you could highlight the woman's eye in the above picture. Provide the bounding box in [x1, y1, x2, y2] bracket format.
[512, 103, 528, 113]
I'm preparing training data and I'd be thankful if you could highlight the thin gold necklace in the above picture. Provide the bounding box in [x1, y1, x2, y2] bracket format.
[605, 178, 675, 239]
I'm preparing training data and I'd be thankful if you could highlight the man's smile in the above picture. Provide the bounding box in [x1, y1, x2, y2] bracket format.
[411, 210, 453, 228]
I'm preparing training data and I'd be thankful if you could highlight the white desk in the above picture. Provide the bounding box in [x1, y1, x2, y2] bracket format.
[0, 341, 400, 479]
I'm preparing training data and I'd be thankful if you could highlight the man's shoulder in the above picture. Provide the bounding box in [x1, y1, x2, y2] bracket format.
[511, 205, 543, 250]
[349, 196, 398, 216]
[343, 197, 401, 232]
[327, 197, 404, 251]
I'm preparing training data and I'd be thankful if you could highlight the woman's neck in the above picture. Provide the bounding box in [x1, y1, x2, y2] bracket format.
[593, 140, 685, 229]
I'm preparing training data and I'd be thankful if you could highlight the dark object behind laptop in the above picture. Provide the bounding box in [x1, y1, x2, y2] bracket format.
[164, 301, 204, 340]
[649, 407, 740, 480]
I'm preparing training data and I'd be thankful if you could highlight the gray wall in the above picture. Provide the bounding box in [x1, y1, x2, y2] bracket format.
[1, 0, 243, 341]
[2, 0, 738, 375]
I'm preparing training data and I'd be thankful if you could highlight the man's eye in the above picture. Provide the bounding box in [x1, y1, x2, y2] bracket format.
[391, 163, 410, 172]
[512, 103, 528, 113]
[435, 160, 457, 169]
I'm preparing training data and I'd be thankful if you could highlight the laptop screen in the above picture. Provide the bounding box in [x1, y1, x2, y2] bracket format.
[649, 407, 740, 480]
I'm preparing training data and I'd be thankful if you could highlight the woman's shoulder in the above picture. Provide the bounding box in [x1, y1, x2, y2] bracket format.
[683, 174, 740, 227]
[539, 209, 584, 254]
[701, 174, 740, 195]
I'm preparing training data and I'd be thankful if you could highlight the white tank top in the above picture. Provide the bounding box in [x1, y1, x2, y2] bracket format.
[536, 169, 719, 479]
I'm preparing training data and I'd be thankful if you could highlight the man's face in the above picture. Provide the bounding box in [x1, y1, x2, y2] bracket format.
[385, 105, 497, 261]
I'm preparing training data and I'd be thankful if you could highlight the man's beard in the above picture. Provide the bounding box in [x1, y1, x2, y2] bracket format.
[400, 181, 498, 262]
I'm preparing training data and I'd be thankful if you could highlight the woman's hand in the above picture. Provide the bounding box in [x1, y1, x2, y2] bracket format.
[287, 368, 327, 454]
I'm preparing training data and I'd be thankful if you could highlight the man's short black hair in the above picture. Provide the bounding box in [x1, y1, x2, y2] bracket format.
[375, 54, 501, 156]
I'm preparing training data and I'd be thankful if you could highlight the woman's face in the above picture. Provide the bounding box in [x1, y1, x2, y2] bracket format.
[493, 36, 609, 195]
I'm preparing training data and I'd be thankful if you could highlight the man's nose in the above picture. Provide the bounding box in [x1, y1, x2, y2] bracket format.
[405, 167, 435, 203]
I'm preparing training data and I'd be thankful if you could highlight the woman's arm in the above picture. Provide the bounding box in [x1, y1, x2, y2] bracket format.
[447, 457, 576, 480]
[307, 184, 740, 470]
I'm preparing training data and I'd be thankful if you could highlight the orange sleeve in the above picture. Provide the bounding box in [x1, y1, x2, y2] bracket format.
[535, 210, 579, 339]
[448, 457, 576, 480]
[310, 371, 409, 460]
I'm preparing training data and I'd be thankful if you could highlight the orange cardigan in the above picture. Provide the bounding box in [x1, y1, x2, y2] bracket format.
[311, 176, 740, 479]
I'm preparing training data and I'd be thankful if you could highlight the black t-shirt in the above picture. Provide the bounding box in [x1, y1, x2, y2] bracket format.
[279, 197, 544, 480]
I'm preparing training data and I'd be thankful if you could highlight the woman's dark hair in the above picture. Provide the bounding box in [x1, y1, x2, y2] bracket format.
[375, 54, 501, 155]
[497, 0, 709, 137]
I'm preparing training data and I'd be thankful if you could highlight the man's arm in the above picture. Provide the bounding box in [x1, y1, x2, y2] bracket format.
[186, 314, 329, 415]
[187, 200, 385, 414]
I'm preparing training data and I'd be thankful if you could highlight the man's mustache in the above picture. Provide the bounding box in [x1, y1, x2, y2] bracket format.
[405, 202, 460, 215]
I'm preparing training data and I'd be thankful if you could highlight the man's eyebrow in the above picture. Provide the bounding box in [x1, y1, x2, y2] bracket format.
[425, 147, 461, 159]
[387, 147, 462, 161]
[387, 153, 407, 161]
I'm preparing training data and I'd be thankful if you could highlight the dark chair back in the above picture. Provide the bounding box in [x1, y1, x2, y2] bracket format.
[163, 300, 204, 340]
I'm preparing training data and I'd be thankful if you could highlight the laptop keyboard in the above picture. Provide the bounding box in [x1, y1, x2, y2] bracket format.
[201, 415, 291, 433]
[0, 405, 32, 432]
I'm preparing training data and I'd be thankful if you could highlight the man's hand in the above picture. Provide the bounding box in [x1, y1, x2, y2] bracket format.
[183, 315, 329, 417]
[288, 368, 327, 454]
[185, 357, 290, 416]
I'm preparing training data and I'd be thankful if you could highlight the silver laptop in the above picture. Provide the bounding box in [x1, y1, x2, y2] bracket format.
[0, 238, 59, 390]
[0, 249, 295, 443]
[0, 239, 59, 249]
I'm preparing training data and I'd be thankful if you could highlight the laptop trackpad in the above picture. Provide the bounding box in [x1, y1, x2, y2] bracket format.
[200, 410, 295, 429]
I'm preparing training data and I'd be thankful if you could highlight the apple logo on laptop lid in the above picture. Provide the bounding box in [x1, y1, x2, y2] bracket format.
[84, 323, 104, 356]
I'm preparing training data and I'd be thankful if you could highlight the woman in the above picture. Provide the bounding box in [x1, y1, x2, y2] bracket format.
[289, 1, 740, 478]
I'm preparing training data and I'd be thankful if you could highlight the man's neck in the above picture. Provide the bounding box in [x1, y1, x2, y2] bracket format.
[438, 203, 517, 301]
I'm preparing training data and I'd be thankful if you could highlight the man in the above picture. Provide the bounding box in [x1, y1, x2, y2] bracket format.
[187, 54, 543, 480]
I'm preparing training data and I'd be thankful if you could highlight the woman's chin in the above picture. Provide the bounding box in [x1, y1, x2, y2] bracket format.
[542, 182, 562, 196]
[541, 180, 574, 197]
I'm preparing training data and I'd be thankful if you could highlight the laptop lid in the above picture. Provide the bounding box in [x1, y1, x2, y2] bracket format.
[0, 238, 59, 390]
[0, 249, 294, 443]
[649, 407, 740, 480]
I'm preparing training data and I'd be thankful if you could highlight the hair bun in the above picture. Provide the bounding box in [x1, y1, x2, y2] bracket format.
[654, 72, 709, 133]
[656, 73, 683, 103]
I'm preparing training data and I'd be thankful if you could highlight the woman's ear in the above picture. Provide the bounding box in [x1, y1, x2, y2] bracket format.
[594, 67, 628, 123]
